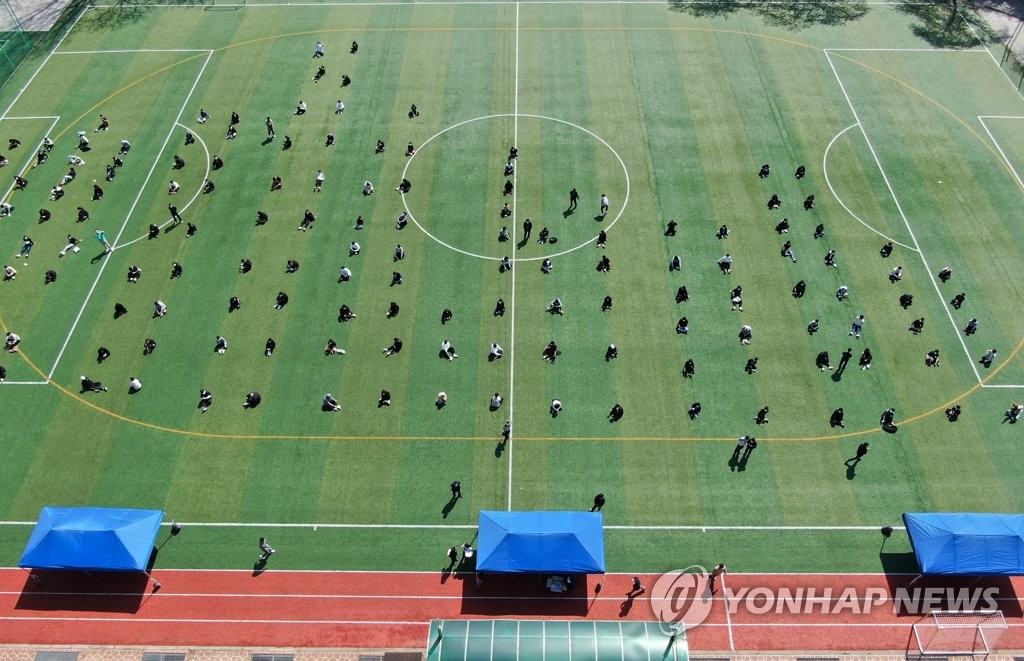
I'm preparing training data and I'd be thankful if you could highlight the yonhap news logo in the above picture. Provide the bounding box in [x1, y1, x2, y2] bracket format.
[649, 566, 715, 633]
[649, 568, 1002, 632]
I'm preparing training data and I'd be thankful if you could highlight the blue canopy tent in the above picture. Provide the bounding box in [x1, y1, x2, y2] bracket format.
[19, 507, 165, 572]
[903, 512, 1024, 575]
[477, 511, 605, 574]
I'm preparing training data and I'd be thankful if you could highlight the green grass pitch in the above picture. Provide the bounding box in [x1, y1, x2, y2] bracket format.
[0, 1, 1023, 574]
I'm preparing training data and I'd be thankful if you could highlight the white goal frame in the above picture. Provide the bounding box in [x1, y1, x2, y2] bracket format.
[913, 610, 1007, 656]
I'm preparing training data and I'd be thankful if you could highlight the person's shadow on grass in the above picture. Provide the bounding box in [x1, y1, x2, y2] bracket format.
[844, 456, 860, 480]
[516, 236, 529, 251]
[495, 439, 507, 458]
[442, 497, 458, 519]
[90, 251, 109, 264]
[261, 137, 273, 147]
[252, 558, 268, 576]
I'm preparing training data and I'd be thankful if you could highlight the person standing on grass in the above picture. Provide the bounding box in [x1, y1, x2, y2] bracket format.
[837, 348, 853, 372]
[265, 117, 275, 139]
[846, 442, 869, 466]
[258, 537, 275, 562]
[94, 229, 112, 253]
[731, 436, 749, 461]
[447, 546, 458, 569]
[591, 493, 605, 512]
[568, 187, 579, 212]
[599, 193, 609, 216]
[450, 480, 462, 500]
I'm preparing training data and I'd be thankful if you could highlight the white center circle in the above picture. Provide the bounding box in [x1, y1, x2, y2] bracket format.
[400, 113, 630, 262]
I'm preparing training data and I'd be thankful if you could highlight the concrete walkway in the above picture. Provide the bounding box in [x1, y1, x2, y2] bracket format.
[0, 0, 76, 32]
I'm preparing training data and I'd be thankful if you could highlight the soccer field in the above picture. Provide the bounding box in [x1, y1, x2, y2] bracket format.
[0, 0, 1023, 575]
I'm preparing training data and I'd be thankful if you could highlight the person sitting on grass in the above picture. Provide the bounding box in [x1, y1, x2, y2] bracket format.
[324, 338, 346, 355]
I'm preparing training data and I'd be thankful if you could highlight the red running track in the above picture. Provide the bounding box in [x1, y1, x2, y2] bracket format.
[1, 569, 1023, 651]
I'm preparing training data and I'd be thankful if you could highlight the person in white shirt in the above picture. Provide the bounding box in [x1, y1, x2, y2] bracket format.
[490, 393, 503, 409]
[488, 343, 503, 361]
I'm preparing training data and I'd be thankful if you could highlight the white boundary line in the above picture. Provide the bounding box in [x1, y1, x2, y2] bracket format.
[825, 47, 987, 53]
[0, 380, 48, 385]
[0, 568, 926, 575]
[977, 115, 1024, 194]
[821, 123, 916, 252]
[721, 574, 735, 651]
[399, 114, 629, 262]
[56, 49, 212, 55]
[0, 616, 428, 626]
[46, 51, 215, 380]
[0, 617, 1008, 629]
[116, 121, 211, 249]
[507, 1, 519, 513]
[0, 114, 60, 206]
[823, 49, 984, 386]
[84, 1, 968, 6]
[0, 521, 906, 530]
[0, 7, 85, 122]
[959, 7, 1024, 98]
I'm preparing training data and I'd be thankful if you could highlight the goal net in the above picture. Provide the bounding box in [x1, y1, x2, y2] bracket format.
[913, 610, 1007, 656]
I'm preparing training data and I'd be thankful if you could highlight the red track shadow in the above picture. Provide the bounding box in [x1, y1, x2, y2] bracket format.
[459, 573, 590, 617]
[15, 571, 150, 614]
[882, 573, 1023, 618]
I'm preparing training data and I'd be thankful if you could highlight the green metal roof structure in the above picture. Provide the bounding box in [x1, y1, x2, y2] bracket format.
[425, 619, 687, 660]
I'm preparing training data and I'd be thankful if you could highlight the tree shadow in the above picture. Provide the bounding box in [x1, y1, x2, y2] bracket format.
[894, 1, 998, 48]
[757, 1, 869, 29]
[668, 0, 869, 29]
[77, 1, 160, 32]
